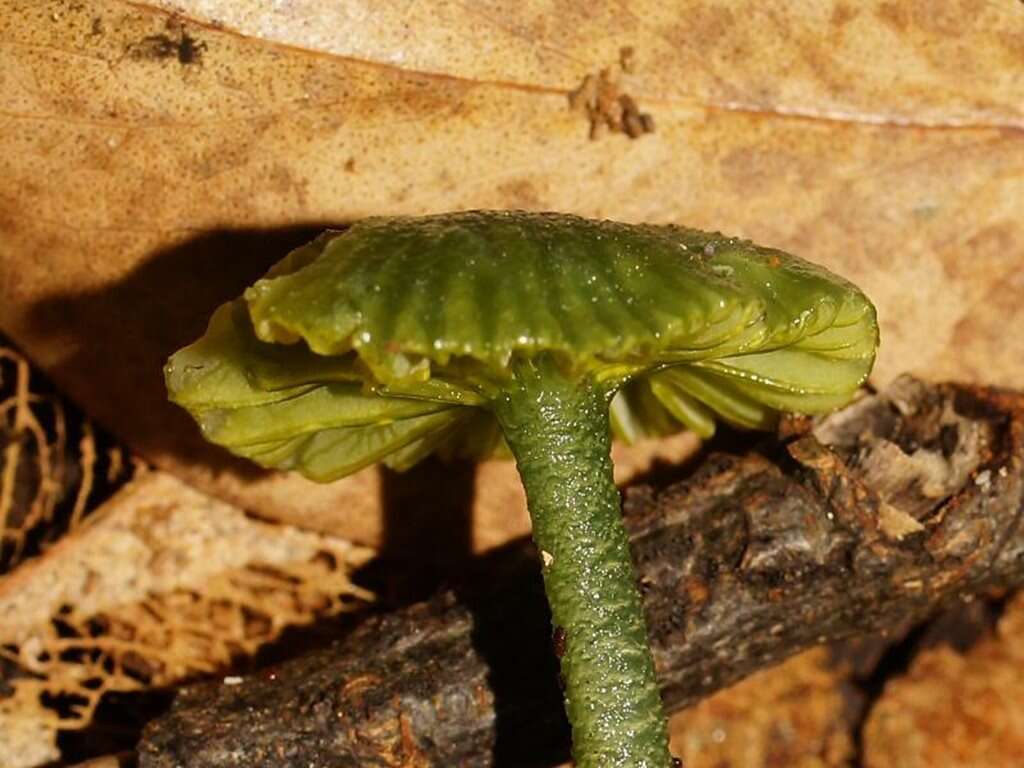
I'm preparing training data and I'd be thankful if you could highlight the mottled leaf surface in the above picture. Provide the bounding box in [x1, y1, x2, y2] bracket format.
[0, 0, 1021, 547]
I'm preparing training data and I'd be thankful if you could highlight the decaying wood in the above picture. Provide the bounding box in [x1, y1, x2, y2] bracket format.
[138, 376, 1024, 767]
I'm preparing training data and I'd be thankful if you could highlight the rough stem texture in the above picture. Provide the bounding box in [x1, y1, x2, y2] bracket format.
[139, 377, 1024, 768]
[492, 359, 670, 768]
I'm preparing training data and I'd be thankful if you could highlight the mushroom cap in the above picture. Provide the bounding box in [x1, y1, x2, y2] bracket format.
[166, 211, 878, 480]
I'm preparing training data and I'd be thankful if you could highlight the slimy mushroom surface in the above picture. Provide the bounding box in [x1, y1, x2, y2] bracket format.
[166, 211, 876, 479]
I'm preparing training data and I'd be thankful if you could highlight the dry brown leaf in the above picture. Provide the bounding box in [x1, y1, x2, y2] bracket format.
[1, 0, 1022, 549]
[0, 691, 61, 768]
[0, 470, 372, 641]
[668, 648, 858, 768]
[1, 334, 138, 574]
[862, 593, 1024, 767]
[0, 469, 373, 767]
[155, 0, 1024, 130]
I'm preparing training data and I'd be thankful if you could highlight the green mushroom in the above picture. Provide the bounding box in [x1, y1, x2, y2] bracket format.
[165, 211, 878, 767]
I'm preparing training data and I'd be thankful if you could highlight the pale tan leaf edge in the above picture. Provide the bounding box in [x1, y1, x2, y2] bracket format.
[139, 0, 1024, 131]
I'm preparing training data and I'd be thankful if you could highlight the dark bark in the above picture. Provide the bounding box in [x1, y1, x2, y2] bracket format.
[138, 376, 1024, 768]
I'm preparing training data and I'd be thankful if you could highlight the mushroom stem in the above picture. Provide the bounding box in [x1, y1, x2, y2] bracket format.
[493, 356, 671, 768]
